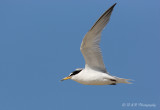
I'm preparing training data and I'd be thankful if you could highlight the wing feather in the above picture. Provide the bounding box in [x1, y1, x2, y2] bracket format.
[80, 3, 116, 73]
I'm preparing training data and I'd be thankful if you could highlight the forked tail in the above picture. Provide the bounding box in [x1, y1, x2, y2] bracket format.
[114, 77, 132, 84]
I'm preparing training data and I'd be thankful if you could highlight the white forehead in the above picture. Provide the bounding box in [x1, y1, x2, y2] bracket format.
[76, 68, 83, 71]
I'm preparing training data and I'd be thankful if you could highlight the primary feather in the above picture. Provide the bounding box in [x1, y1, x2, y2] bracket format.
[80, 3, 116, 73]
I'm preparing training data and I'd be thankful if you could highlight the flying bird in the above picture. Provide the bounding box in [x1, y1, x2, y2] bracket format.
[61, 3, 131, 85]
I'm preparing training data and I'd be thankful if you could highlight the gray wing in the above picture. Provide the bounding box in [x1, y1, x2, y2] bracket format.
[80, 3, 116, 73]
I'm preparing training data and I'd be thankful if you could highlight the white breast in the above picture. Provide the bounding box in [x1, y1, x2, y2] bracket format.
[71, 68, 115, 85]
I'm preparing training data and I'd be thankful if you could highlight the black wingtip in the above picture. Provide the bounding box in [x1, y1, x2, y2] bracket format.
[114, 3, 117, 6]
[110, 3, 117, 9]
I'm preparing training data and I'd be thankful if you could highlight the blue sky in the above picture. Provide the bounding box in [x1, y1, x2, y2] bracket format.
[0, 0, 160, 110]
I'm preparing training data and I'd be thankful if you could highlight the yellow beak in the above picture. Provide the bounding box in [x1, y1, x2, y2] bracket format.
[61, 76, 71, 81]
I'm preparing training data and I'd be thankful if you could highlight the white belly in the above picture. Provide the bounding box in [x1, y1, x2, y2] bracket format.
[71, 68, 115, 85]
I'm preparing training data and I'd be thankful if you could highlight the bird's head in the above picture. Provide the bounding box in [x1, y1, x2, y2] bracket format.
[61, 68, 83, 81]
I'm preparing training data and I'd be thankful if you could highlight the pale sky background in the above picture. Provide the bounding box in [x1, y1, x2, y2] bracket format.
[0, 0, 160, 110]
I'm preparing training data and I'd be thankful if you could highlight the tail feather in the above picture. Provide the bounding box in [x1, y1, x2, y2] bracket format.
[114, 77, 133, 84]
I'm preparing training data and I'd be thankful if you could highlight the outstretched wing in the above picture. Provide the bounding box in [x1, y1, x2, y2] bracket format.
[80, 3, 116, 73]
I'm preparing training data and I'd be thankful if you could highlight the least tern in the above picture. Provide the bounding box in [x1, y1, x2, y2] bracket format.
[61, 3, 131, 85]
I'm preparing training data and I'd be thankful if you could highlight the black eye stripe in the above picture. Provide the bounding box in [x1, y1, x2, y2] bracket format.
[69, 69, 82, 76]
